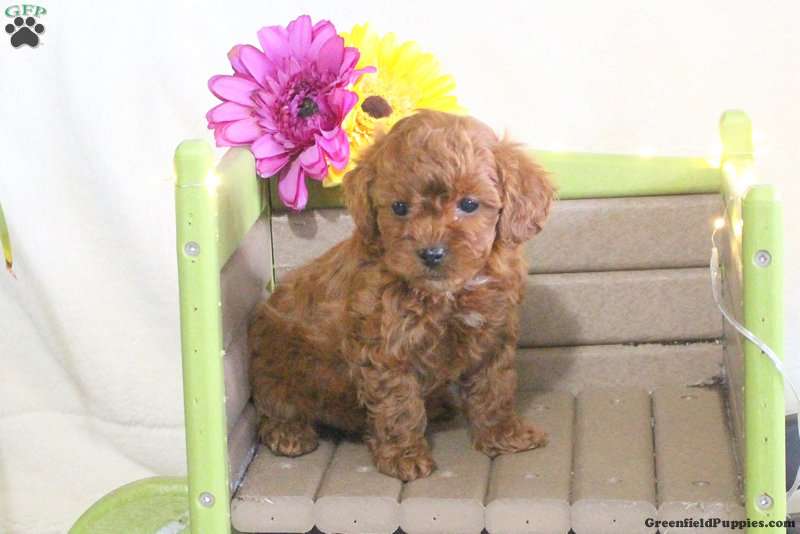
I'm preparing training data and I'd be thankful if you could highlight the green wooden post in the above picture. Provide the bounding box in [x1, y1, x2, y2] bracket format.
[175, 140, 231, 534]
[743, 184, 785, 532]
[721, 110, 786, 532]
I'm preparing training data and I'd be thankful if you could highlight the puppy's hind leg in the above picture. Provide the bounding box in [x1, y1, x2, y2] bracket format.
[252, 369, 319, 457]
[249, 305, 319, 457]
[257, 412, 318, 457]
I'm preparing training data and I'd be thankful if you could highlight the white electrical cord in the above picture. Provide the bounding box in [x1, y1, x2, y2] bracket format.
[710, 219, 800, 503]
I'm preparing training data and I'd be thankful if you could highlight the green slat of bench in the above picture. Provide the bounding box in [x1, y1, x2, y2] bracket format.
[267, 151, 721, 212]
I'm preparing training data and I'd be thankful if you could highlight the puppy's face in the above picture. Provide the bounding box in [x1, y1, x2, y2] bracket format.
[371, 137, 501, 291]
[344, 110, 554, 292]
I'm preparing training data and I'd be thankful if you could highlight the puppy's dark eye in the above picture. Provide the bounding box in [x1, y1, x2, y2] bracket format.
[458, 197, 480, 213]
[391, 201, 409, 216]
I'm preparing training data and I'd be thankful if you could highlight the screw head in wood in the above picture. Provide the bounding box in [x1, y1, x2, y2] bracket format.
[199, 491, 215, 507]
[754, 250, 772, 267]
[184, 241, 201, 257]
[756, 493, 773, 510]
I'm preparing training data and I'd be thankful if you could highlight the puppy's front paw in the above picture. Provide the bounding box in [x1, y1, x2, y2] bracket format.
[372, 441, 436, 481]
[474, 418, 548, 457]
[259, 418, 319, 457]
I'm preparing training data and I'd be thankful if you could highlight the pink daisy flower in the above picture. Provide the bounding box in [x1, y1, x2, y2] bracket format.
[206, 15, 374, 210]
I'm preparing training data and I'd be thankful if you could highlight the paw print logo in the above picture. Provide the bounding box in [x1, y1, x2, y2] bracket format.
[5, 16, 45, 48]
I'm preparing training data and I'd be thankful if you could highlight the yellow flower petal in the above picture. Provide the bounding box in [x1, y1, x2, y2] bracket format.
[331, 23, 463, 188]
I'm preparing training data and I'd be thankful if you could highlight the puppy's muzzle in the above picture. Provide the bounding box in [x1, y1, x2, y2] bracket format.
[417, 246, 447, 268]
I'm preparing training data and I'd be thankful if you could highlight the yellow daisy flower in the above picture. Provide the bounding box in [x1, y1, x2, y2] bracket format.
[324, 23, 465, 186]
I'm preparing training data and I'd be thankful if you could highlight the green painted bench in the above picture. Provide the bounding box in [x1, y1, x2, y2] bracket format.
[70, 110, 785, 534]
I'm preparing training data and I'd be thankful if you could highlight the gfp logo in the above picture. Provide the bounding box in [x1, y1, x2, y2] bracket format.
[4, 4, 46, 48]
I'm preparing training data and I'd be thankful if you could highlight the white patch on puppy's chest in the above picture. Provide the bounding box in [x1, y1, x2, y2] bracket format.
[454, 274, 494, 328]
[457, 310, 486, 328]
[464, 274, 493, 290]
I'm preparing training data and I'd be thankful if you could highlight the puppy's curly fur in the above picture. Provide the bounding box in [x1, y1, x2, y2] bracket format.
[249, 110, 554, 481]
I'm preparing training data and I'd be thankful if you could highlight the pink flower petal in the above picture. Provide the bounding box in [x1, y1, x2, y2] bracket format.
[339, 47, 359, 77]
[273, 133, 296, 149]
[257, 25, 290, 60]
[278, 159, 309, 211]
[341, 91, 358, 118]
[351, 65, 377, 84]
[257, 153, 290, 176]
[239, 45, 271, 86]
[257, 114, 277, 131]
[299, 144, 327, 177]
[317, 35, 344, 74]
[206, 101, 252, 124]
[327, 89, 358, 120]
[214, 126, 249, 147]
[252, 134, 289, 159]
[287, 15, 312, 59]
[308, 21, 337, 58]
[316, 128, 350, 170]
[220, 117, 262, 143]
[208, 75, 259, 106]
[318, 128, 338, 140]
[312, 19, 332, 34]
[253, 89, 276, 107]
[227, 45, 247, 75]
[286, 57, 303, 77]
[265, 75, 282, 95]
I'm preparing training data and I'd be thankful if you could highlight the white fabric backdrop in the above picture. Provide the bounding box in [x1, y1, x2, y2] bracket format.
[1, 1, 797, 532]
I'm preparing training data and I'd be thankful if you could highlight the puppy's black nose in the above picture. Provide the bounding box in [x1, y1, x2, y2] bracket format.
[417, 246, 447, 267]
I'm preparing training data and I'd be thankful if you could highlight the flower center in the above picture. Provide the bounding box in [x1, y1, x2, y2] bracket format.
[297, 97, 319, 118]
[361, 95, 393, 119]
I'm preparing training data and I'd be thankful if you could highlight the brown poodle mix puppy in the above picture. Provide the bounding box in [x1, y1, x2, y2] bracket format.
[249, 110, 554, 481]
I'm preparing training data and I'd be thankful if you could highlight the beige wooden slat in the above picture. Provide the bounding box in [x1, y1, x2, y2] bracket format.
[228, 403, 257, 492]
[272, 219, 722, 349]
[571, 388, 657, 534]
[723, 331, 746, 471]
[231, 441, 335, 533]
[270, 195, 720, 279]
[485, 390, 574, 534]
[400, 418, 491, 534]
[223, 322, 250, 432]
[220, 215, 271, 349]
[516, 342, 724, 394]
[271, 209, 353, 280]
[528, 194, 721, 273]
[314, 441, 403, 534]
[519, 268, 721, 347]
[653, 386, 744, 531]
[718, 223, 746, 467]
[220, 215, 269, 432]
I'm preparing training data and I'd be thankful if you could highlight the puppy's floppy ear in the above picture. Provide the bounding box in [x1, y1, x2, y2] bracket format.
[493, 140, 555, 245]
[342, 162, 378, 246]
